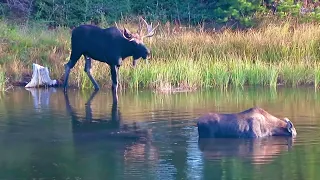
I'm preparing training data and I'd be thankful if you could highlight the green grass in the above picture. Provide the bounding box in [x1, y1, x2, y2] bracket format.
[1, 19, 320, 91]
[0, 66, 5, 91]
[315, 66, 320, 90]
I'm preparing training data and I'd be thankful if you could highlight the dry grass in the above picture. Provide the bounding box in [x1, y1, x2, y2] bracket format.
[1, 19, 320, 91]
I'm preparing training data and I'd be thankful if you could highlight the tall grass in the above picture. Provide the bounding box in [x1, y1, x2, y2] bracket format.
[315, 65, 320, 90]
[1, 19, 320, 91]
[0, 66, 5, 91]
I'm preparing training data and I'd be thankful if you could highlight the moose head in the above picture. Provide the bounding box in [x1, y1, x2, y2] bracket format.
[283, 118, 297, 137]
[118, 17, 160, 66]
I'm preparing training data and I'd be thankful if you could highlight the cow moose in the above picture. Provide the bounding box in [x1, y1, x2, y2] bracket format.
[197, 107, 297, 138]
[63, 17, 159, 103]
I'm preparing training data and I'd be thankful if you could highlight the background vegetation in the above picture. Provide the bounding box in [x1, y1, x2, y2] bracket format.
[1, 0, 320, 28]
[1, 0, 320, 91]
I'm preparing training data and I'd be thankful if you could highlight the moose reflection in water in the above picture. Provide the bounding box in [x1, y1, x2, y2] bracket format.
[198, 137, 294, 165]
[63, 90, 151, 141]
[63, 90, 159, 178]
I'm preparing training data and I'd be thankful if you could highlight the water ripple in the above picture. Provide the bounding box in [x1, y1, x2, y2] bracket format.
[1, 88, 320, 180]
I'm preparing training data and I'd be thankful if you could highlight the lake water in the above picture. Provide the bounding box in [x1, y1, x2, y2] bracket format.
[0, 87, 319, 180]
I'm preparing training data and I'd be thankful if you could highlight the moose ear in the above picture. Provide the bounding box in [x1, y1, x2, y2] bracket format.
[123, 28, 133, 40]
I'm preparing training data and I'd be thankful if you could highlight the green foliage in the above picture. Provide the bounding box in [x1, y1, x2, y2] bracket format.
[2, 0, 320, 28]
[33, 0, 132, 26]
[0, 0, 272, 28]
[275, 1, 320, 23]
[276, 1, 301, 17]
[211, 1, 262, 25]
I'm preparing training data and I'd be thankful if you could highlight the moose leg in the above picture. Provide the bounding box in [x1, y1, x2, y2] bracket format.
[84, 90, 99, 121]
[64, 52, 81, 92]
[111, 101, 121, 125]
[63, 64, 71, 91]
[110, 65, 119, 103]
[63, 90, 81, 126]
[133, 59, 137, 67]
[84, 56, 100, 90]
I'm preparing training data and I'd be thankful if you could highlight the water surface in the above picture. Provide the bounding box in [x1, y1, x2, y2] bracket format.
[0, 87, 319, 180]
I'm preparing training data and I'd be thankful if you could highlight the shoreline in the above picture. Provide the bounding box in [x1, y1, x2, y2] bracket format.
[2, 20, 320, 92]
[3, 74, 318, 93]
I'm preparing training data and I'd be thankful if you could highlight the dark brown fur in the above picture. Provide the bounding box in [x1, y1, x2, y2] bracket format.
[197, 107, 297, 138]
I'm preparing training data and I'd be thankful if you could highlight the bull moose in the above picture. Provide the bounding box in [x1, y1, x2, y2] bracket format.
[63, 17, 159, 103]
[197, 107, 297, 138]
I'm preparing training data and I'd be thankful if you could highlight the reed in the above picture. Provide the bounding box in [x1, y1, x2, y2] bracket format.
[314, 65, 320, 90]
[1, 19, 320, 91]
[0, 66, 5, 91]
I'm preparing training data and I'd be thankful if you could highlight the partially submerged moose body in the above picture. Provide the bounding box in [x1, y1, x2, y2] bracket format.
[197, 107, 297, 138]
[63, 17, 159, 103]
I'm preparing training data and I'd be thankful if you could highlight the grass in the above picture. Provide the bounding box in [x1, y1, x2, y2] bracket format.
[1, 18, 320, 91]
[0, 66, 5, 91]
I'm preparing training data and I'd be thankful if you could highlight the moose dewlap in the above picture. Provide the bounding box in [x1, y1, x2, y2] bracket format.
[196, 107, 297, 138]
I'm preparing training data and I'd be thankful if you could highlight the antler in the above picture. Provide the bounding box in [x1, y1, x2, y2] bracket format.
[115, 21, 136, 41]
[138, 17, 143, 36]
[139, 16, 159, 39]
